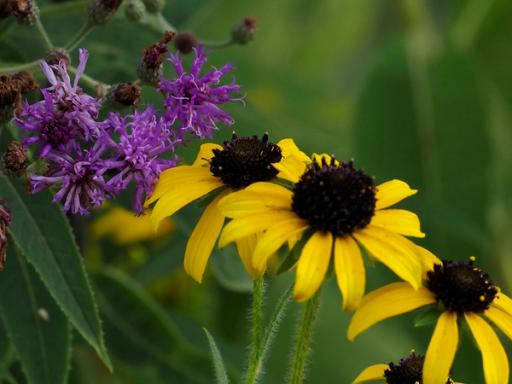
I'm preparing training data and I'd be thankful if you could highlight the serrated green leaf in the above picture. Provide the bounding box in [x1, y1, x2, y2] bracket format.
[0, 173, 111, 370]
[0, 244, 71, 384]
[203, 328, 229, 384]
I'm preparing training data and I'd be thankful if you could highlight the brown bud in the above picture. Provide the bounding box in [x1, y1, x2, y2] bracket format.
[137, 31, 175, 84]
[12, 0, 39, 25]
[0, 0, 14, 21]
[45, 48, 71, 66]
[174, 31, 197, 54]
[106, 82, 141, 108]
[0, 201, 11, 271]
[231, 16, 257, 45]
[1, 141, 28, 177]
[88, 0, 123, 25]
[0, 75, 20, 124]
[11, 70, 38, 94]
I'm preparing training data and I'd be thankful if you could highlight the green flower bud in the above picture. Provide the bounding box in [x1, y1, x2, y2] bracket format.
[125, 0, 145, 21]
[231, 16, 257, 45]
[141, 0, 164, 14]
[88, 0, 123, 26]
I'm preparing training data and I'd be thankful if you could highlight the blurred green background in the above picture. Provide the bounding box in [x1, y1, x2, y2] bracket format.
[2, 0, 512, 382]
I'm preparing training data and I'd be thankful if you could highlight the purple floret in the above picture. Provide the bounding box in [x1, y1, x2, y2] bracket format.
[103, 106, 179, 214]
[30, 142, 113, 216]
[158, 45, 241, 139]
[16, 48, 101, 157]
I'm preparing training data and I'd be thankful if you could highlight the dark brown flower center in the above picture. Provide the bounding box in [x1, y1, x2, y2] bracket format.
[426, 259, 497, 314]
[291, 158, 375, 236]
[209, 133, 282, 189]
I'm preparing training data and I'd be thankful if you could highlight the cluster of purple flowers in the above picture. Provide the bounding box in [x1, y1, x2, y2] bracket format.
[15, 46, 240, 215]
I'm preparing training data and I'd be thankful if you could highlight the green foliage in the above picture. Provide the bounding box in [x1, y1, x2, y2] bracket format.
[0, 244, 71, 384]
[203, 328, 230, 384]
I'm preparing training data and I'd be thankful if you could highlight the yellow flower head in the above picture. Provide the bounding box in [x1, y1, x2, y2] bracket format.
[145, 133, 309, 282]
[218, 154, 426, 310]
[348, 251, 512, 384]
[353, 350, 459, 383]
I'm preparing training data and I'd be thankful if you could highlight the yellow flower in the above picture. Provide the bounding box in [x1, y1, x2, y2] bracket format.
[91, 206, 174, 245]
[145, 133, 309, 282]
[348, 251, 512, 384]
[218, 155, 426, 309]
[353, 350, 459, 383]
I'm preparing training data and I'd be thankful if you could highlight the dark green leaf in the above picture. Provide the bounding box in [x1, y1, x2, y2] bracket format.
[203, 328, 229, 384]
[0, 173, 111, 370]
[210, 245, 252, 293]
[413, 305, 441, 328]
[0, 244, 71, 384]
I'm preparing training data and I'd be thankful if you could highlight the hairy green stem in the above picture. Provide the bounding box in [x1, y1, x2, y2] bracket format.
[287, 291, 321, 384]
[35, 18, 54, 51]
[65, 23, 94, 51]
[245, 276, 265, 384]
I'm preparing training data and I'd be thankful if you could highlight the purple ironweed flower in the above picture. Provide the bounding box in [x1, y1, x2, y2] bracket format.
[102, 106, 179, 214]
[30, 142, 113, 216]
[16, 49, 101, 157]
[158, 45, 241, 139]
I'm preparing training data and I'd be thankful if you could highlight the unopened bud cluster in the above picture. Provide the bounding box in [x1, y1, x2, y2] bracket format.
[0, 0, 39, 25]
[0, 70, 38, 124]
[1, 141, 28, 177]
[124, 0, 145, 21]
[88, 0, 123, 25]
[106, 82, 141, 108]
[137, 31, 175, 84]
[231, 16, 257, 45]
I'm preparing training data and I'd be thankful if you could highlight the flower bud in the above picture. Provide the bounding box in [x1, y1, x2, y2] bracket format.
[125, 0, 145, 21]
[11, 70, 38, 94]
[12, 0, 39, 25]
[1, 141, 28, 177]
[174, 31, 197, 54]
[45, 48, 71, 66]
[88, 0, 123, 26]
[0, 201, 11, 271]
[231, 16, 257, 45]
[0, 75, 20, 124]
[0, 1, 13, 21]
[141, 0, 163, 14]
[137, 31, 175, 84]
[106, 82, 141, 108]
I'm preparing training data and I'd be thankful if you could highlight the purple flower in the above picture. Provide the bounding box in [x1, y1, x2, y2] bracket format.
[158, 45, 241, 139]
[30, 142, 113, 216]
[16, 49, 101, 157]
[102, 106, 179, 214]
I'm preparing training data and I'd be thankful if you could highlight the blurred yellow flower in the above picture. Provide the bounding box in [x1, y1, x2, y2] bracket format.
[92, 207, 174, 245]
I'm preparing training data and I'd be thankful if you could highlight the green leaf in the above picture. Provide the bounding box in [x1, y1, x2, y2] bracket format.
[276, 229, 313, 275]
[210, 245, 253, 293]
[0, 244, 71, 384]
[414, 305, 441, 328]
[203, 328, 229, 384]
[0, 174, 111, 370]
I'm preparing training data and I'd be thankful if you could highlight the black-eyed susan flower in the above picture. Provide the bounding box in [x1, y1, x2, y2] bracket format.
[353, 350, 458, 384]
[218, 155, 426, 309]
[145, 133, 309, 282]
[348, 250, 512, 384]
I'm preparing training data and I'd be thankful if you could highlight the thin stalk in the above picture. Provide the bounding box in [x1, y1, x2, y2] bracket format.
[34, 18, 54, 50]
[0, 60, 41, 74]
[202, 38, 234, 49]
[287, 291, 321, 384]
[244, 276, 265, 384]
[157, 13, 176, 33]
[65, 23, 94, 51]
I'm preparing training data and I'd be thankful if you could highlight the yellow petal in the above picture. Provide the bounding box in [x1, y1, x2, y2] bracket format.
[423, 311, 459, 384]
[353, 226, 423, 289]
[370, 209, 425, 238]
[193, 143, 223, 166]
[294, 231, 333, 302]
[311, 153, 340, 166]
[334, 236, 365, 311]
[415, 245, 442, 276]
[492, 292, 512, 318]
[236, 235, 260, 278]
[375, 180, 417, 210]
[274, 157, 308, 183]
[218, 182, 292, 218]
[150, 178, 223, 231]
[465, 313, 509, 384]
[277, 138, 310, 162]
[486, 305, 512, 341]
[347, 282, 435, 341]
[352, 364, 388, 383]
[184, 191, 228, 283]
[146, 165, 220, 206]
[219, 210, 298, 248]
[253, 218, 309, 274]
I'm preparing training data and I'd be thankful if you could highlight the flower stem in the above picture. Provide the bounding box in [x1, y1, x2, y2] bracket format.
[35, 17, 54, 51]
[202, 38, 234, 49]
[0, 60, 41, 74]
[244, 276, 265, 384]
[287, 291, 321, 384]
[156, 13, 176, 33]
[65, 23, 94, 51]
